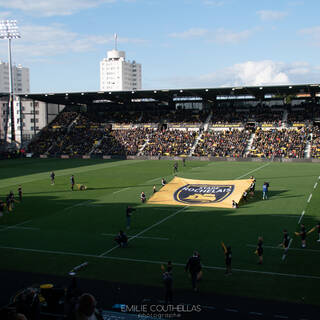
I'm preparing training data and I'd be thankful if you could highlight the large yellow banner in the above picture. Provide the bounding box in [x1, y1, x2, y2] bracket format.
[148, 177, 253, 208]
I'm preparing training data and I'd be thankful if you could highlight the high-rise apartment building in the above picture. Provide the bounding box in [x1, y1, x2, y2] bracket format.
[0, 97, 48, 144]
[100, 47, 141, 91]
[0, 61, 30, 93]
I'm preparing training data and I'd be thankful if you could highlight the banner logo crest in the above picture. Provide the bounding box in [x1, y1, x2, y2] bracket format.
[174, 184, 234, 204]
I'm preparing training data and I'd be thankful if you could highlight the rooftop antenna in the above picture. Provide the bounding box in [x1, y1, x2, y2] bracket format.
[114, 33, 118, 50]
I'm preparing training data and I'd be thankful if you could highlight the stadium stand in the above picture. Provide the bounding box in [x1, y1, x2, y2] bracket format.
[247, 128, 310, 158]
[23, 95, 320, 160]
[193, 129, 251, 157]
[141, 129, 198, 156]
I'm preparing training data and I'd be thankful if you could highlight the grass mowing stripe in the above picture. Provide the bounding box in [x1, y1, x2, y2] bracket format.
[1, 245, 320, 280]
[99, 206, 188, 256]
[0, 160, 142, 189]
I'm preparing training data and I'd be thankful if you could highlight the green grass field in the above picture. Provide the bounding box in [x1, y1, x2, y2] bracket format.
[0, 158, 320, 305]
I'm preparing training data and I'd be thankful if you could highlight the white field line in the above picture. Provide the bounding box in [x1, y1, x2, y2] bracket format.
[314, 182, 318, 189]
[247, 244, 320, 253]
[7, 226, 39, 231]
[1, 245, 320, 280]
[235, 162, 271, 180]
[0, 220, 33, 232]
[99, 206, 188, 256]
[113, 187, 131, 194]
[101, 233, 169, 241]
[269, 214, 301, 219]
[307, 194, 312, 203]
[298, 211, 305, 224]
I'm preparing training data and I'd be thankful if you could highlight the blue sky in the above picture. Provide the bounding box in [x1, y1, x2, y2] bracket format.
[0, 0, 320, 93]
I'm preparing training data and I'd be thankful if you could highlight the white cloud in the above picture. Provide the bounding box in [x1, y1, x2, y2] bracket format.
[224, 60, 289, 86]
[169, 27, 257, 43]
[257, 10, 288, 21]
[147, 60, 320, 89]
[299, 26, 320, 45]
[0, 11, 11, 19]
[203, 0, 225, 7]
[0, 0, 116, 17]
[213, 28, 256, 44]
[169, 28, 208, 39]
[288, 1, 304, 6]
[0, 24, 146, 60]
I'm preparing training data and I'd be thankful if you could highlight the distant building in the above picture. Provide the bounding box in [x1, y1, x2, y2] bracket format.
[0, 61, 30, 93]
[0, 96, 61, 145]
[100, 46, 142, 91]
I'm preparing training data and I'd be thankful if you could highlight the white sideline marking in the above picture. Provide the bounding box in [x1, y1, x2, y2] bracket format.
[0, 220, 33, 232]
[101, 233, 169, 241]
[8, 226, 39, 231]
[235, 162, 271, 180]
[298, 211, 305, 224]
[307, 194, 312, 203]
[269, 214, 301, 218]
[99, 206, 188, 256]
[314, 182, 318, 189]
[247, 244, 320, 253]
[113, 187, 130, 194]
[1, 245, 320, 280]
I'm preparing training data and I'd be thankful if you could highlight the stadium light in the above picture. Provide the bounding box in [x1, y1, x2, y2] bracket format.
[0, 20, 21, 143]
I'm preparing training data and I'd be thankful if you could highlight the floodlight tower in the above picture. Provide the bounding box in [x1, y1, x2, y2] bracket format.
[0, 20, 21, 142]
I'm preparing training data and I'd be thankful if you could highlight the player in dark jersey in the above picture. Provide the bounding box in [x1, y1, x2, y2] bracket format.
[256, 236, 263, 264]
[18, 185, 22, 201]
[0, 200, 5, 217]
[153, 185, 156, 193]
[50, 171, 55, 185]
[140, 192, 146, 203]
[185, 251, 202, 292]
[221, 242, 232, 274]
[114, 230, 128, 248]
[71, 175, 75, 191]
[173, 162, 178, 175]
[242, 190, 248, 202]
[280, 229, 291, 261]
[296, 224, 307, 248]
[249, 181, 255, 196]
[126, 206, 135, 229]
[161, 178, 166, 186]
[9, 191, 15, 210]
[6, 194, 11, 212]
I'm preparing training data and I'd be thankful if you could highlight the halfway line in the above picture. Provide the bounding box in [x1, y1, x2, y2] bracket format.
[99, 206, 187, 257]
[235, 162, 271, 180]
[101, 233, 169, 241]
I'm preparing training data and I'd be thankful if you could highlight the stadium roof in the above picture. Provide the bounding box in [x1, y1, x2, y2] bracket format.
[16, 84, 320, 106]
